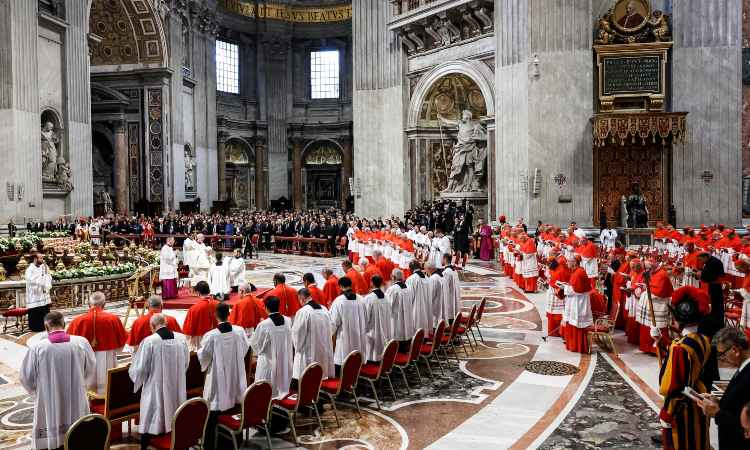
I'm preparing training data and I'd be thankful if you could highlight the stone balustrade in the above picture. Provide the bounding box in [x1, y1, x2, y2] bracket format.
[0, 272, 133, 310]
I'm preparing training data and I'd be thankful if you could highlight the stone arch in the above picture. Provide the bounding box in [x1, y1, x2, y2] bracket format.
[407, 60, 495, 129]
[302, 139, 344, 165]
[88, 0, 169, 70]
[224, 137, 256, 163]
[224, 138, 256, 209]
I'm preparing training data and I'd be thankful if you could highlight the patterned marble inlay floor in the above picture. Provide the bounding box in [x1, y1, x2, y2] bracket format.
[539, 354, 660, 449]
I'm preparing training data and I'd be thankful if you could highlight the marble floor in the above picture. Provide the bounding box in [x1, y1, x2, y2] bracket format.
[0, 254, 722, 449]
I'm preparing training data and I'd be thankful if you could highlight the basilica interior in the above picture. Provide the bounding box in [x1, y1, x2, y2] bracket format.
[1, 0, 750, 449]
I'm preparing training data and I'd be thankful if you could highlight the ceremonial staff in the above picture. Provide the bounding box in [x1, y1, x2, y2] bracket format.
[643, 269, 663, 366]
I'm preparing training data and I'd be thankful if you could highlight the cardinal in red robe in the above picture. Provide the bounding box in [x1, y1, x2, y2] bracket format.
[563, 259, 593, 353]
[342, 260, 368, 295]
[67, 291, 128, 394]
[228, 284, 267, 340]
[127, 296, 182, 351]
[267, 273, 300, 317]
[302, 272, 327, 307]
[182, 281, 219, 349]
[322, 270, 341, 307]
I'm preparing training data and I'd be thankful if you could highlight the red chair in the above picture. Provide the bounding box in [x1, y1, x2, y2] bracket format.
[358, 340, 398, 409]
[320, 350, 363, 424]
[473, 298, 487, 343]
[440, 315, 465, 362]
[215, 382, 273, 450]
[451, 312, 472, 357]
[1, 307, 28, 333]
[393, 328, 425, 393]
[64, 413, 110, 450]
[420, 321, 447, 377]
[272, 363, 324, 444]
[145, 397, 210, 450]
[457, 305, 478, 350]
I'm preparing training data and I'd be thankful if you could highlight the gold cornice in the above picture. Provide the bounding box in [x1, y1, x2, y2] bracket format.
[220, 0, 352, 23]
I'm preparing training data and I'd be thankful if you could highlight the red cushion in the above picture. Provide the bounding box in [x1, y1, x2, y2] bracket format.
[90, 399, 105, 415]
[320, 378, 340, 394]
[727, 312, 741, 320]
[147, 433, 172, 450]
[420, 343, 433, 355]
[217, 413, 241, 431]
[2, 308, 27, 317]
[273, 392, 298, 410]
[588, 325, 609, 333]
[360, 364, 380, 378]
[456, 326, 467, 334]
[440, 335, 451, 344]
[394, 353, 410, 365]
[459, 315, 469, 324]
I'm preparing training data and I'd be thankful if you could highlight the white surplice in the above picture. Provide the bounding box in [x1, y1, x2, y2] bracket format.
[406, 271, 432, 335]
[291, 303, 334, 379]
[182, 237, 195, 267]
[388, 282, 416, 341]
[250, 315, 293, 399]
[427, 272, 445, 327]
[21, 335, 96, 450]
[129, 332, 189, 435]
[208, 264, 230, 296]
[25, 263, 52, 309]
[198, 324, 249, 411]
[159, 244, 178, 281]
[363, 289, 393, 361]
[441, 266, 461, 322]
[227, 256, 246, 287]
[330, 292, 368, 366]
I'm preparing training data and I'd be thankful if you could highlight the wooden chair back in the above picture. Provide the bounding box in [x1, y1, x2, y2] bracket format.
[186, 352, 205, 398]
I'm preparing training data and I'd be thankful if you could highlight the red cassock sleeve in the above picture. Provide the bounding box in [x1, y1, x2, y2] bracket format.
[649, 269, 674, 298]
[126, 314, 151, 347]
[570, 268, 592, 293]
[183, 300, 218, 337]
[323, 277, 341, 305]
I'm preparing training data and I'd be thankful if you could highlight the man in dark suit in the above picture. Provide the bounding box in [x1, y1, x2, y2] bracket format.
[698, 327, 750, 449]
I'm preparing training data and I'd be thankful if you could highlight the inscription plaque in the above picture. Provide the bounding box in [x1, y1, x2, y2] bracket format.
[602, 55, 661, 95]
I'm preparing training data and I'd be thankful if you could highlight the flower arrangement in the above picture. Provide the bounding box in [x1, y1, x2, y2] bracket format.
[51, 261, 137, 281]
[0, 235, 42, 254]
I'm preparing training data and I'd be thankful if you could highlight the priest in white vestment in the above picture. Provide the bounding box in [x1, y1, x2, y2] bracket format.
[441, 254, 462, 323]
[406, 260, 433, 336]
[129, 314, 189, 446]
[160, 237, 179, 299]
[25, 253, 53, 331]
[191, 235, 211, 286]
[291, 288, 334, 380]
[182, 234, 195, 268]
[227, 249, 247, 292]
[388, 269, 416, 346]
[250, 296, 293, 399]
[198, 303, 250, 449]
[20, 311, 96, 450]
[363, 275, 393, 362]
[425, 262, 446, 327]
[330, 277, 368, 368]
[435, 230, 452, 268]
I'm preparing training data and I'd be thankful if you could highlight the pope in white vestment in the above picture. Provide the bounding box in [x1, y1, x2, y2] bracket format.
[21, 331, 96, 450]
[250, 313, 293, 399]
[129, 326, 189, 436]
[363, 287, 393, 361]
[406, 270, 433, 335]
[191, 243, 212, 287]
[291, 301, 335, 379]
[330, 289, 368, 366]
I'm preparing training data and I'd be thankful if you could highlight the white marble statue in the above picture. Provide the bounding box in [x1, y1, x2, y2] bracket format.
[41, 122, 59, 182]
[437, 110, 488, 193]
[185, 152, 196, 192]
[101, 191, 113, 215]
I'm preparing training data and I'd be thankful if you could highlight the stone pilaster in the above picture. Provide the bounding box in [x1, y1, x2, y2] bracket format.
[113, 120, 129, 215]
[217, 137, 227, 200]
[291, 138, 304, 209]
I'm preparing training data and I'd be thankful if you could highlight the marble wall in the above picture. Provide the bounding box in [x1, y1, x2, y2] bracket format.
[0, 0, 93, 223]
[352, 0, 409, 218]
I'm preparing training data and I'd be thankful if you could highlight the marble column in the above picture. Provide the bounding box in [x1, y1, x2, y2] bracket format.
[291, 138, 303, 209]
[341, 136, 353, 207]
[217, 139, 226, 200]
[255, 142, 266, 209]
[113, 120, 129, 215]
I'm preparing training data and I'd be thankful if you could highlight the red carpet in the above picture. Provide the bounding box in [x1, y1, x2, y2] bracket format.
[136, 287, 273, 310]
